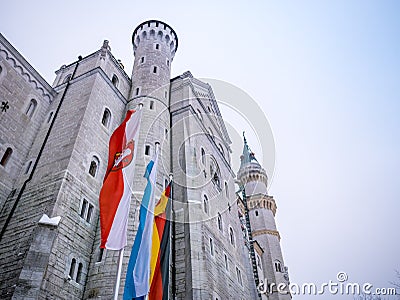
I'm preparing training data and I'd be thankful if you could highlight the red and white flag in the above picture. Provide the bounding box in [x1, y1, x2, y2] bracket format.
[99, 109, 142, 250]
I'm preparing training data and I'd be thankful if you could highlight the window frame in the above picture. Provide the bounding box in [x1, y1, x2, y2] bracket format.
[0, 147, 13, 167]
[88, 156, 100, 178]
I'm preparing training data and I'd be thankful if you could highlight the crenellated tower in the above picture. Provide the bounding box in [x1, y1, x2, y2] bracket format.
[126, 20, 178, 190]
[129, 20, 177, 104]
[237, 135, 291, 300]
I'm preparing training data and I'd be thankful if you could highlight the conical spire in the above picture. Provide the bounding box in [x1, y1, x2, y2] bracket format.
[240, 132, 260, 168]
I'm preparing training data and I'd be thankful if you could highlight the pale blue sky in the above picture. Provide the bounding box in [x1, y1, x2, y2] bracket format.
[1, 1, 399, 298]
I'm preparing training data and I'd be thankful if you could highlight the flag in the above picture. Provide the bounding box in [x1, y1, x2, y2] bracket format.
[149, 182, 172, 300]
[123, 151, 159, 299]
[99, 109, 142, 250]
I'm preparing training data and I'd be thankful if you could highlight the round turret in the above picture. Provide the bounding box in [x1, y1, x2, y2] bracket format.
[129, 20, 178, 101]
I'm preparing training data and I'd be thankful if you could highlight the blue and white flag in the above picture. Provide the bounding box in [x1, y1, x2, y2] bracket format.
[123, 151, 158, 300]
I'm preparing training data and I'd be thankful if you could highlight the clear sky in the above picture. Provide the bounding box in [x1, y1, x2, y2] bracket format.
[1, 0, 399, 298]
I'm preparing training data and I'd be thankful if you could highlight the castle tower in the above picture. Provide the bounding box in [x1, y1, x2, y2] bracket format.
[129, 20, 177, 104]
[125, 19, 178, 203]
[237, 135, 291, 300]
[84, 20, 178, 298]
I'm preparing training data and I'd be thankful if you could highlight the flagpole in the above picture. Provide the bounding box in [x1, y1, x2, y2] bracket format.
[169, 173, 175, 299]
[113, 248, 124, 300]
[112, 102, 144, 300]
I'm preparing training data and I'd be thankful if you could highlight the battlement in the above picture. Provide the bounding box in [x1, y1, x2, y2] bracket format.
[132, 20, 178, 58]
[237, 162, 268, 186]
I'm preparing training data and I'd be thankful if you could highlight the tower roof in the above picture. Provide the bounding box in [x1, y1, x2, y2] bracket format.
[240, 132, 260, 169]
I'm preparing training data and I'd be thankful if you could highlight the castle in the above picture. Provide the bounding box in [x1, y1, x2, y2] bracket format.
[0, 20, 290, 299]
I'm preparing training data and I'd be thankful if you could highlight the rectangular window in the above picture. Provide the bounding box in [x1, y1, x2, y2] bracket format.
[155, 44, 160, 50]
[236, 267, 243, 286]
[96, 248, 104, 263]
[80, 199, 88, 218]
[145, 145, 151, 156]
[86, 204, 94, 223]
[153, 66, 157, 74]
[140, 56, 145, 63]
[150, 100, 154, 110]
[136, 87, 140, 96]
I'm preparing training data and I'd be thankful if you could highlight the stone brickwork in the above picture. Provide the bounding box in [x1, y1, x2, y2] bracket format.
[170, 73, 252, 299]
[0, 20, 290, 300]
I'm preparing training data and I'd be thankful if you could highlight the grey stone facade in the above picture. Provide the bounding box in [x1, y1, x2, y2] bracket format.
[0, 20, 290, 299]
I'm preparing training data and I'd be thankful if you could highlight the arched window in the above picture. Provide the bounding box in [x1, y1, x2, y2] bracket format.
[203, 195, 209, 214]
[101, 108, 111, 128]
[89, 156, 99, 177]
[69, 258, 76, 278]
[236, 267, 242, 286]
[63, 74, 72, 83]
[201, 148, 205, 165]
[225, 182, 229, 198]
[229, 227, 235, 246]
[76, 263, 83, 283]
[209, 238, 214, 256]
[224, 253, 229, 271]
[26, 99, 37, 118]
[111, 75, 119, 87]
[217, 213, 222, 231]
[1, 147, 13, 167]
